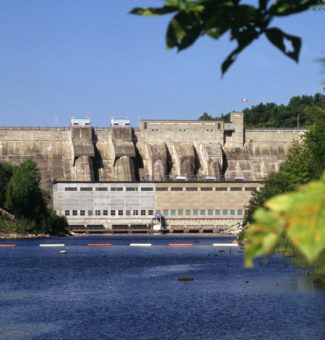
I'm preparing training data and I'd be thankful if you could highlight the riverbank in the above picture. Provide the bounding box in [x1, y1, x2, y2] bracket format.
[0, 231, 235, 239]
[0, 231, 51, 239]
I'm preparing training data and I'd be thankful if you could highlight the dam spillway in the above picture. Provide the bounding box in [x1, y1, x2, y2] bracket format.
[0, 113, 305, 232]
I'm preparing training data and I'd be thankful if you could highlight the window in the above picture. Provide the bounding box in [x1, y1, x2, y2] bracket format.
[141, 187, 153, 191]
[216, 187, 227, 191]
[237, 209, 243, 215]
[126, 210, 131, 216]
[65, 210, 70, 216]
[148, 210, 154, 216]
[163, 209, 168, 216]
[156, 187, 168, 191]
[170, 210, 176, 216]
[230, 209, 235, 216]
[171, 187, 183, 191]
[95, 210, 101, 216]
[185, 210, 191, 216]
[186, 187, 197, 191]
[208, 209, 213, 215]
[201, 187, 213, 191]
[96, 187, 108, 191]
[215, 210, 220, 215]
[118, 210, 123, 216]
[80, 210, 85, 216]
[88, 210, 93, 216]
[230, 187, 242, 191]
[65, 187, 77, 191]
[103, 210, 108, 216]
[218, 123, 221, 129]
[200, 210, 206, 216]
[126, 187, 138, 191]
[80, 187, 93, 191]
[178, 209, 183, 216]
[141, 210, 146, 216]
[222, 209, 228, 216]
[193, 210, 198, 216]
[73, 210, 78, 216]
[245, 187, 256, 191]
[111, 187, 123, 191]
[156, 210, 161, 215]
[133, 210, 138, 216]
[111, 210, 116, 216]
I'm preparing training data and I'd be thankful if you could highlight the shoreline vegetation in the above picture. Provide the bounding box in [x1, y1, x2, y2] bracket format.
[0, 232, 235, 239]
[0, 159, 69, 237]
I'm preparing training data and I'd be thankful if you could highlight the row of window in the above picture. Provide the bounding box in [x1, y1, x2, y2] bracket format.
[64, 209, 243, 217]
[64, 186, 257, 192]
[65, 209, 154, 217]
[64, 187, 154, 192]
[157, 209, 243, 216]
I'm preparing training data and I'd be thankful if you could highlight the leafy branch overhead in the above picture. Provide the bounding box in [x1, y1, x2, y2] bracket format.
[244, 173, 325, 267]
[131, 0, 324, 75]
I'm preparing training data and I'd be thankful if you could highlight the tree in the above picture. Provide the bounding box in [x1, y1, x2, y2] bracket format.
[244, 98, 325, 277]
[199, 112, 214, 120]
[0, 162, 14, 207]
[5, 159, 46, 223]
[303, 103, 325, 179]
[244, 141, 312, 224]
[244, 173, 325, 270]
[131, 0, 324, 75]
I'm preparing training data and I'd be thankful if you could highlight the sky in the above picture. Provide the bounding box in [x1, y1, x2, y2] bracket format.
[0, 0, 324, 127]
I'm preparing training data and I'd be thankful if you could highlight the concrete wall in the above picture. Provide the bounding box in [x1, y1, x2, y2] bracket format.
[0, 128, 73, 188]
[0, 115, 305, 187]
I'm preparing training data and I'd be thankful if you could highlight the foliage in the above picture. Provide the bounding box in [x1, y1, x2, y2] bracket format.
[5, 159, 46, 222]
[198, 93, 324, 128]
[243, 96, 325, 273]
[0, 162, 14, 207]
[244, 174, 325, 267]
[131, 0, 324, 75]
[0, 159, 68, 235]
[244, 141, 312, 224]
[303, 102, 325, 178]
[199, 112, 214, 120]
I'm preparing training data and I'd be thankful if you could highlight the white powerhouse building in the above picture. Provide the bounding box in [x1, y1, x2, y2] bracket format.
[53, 181, 261, 233]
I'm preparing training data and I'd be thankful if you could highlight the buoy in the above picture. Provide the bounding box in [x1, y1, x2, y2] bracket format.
[212, 243, 238, 247]
[40, 244, 65, 247]
[87, 243, 112, 247]
[169, 243, 193, 247]
[129, 243, 152, 247]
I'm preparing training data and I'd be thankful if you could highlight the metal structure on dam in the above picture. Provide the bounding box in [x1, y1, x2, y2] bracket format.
[0, 113, 305, 233]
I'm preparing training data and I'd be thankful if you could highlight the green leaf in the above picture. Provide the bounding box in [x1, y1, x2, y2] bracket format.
[269, 1, 321, 16]
[244, 208, 284, 267]
[131, 6, 177, 16]
[221, 29, 256, 75]
[265, 27, 301, 62]
[166, 12, 203, 50]
[286, 180, 325, 263]
[265, 193, 294, 212]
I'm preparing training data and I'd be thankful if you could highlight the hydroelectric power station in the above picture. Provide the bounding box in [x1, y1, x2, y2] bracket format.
[0, 113, 304, 233]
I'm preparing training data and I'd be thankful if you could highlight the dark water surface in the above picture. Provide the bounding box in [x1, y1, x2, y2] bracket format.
[0, 235, 324, 340]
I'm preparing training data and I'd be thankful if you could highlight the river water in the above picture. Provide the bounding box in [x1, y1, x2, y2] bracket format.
[0, 235, 324, 340]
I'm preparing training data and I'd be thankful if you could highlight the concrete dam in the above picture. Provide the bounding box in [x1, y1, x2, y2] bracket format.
[0, 112, 304, 187]
[0, 113, 305, 233]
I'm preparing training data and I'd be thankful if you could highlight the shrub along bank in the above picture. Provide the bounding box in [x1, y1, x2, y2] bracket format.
[0, 159, 68, 236]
